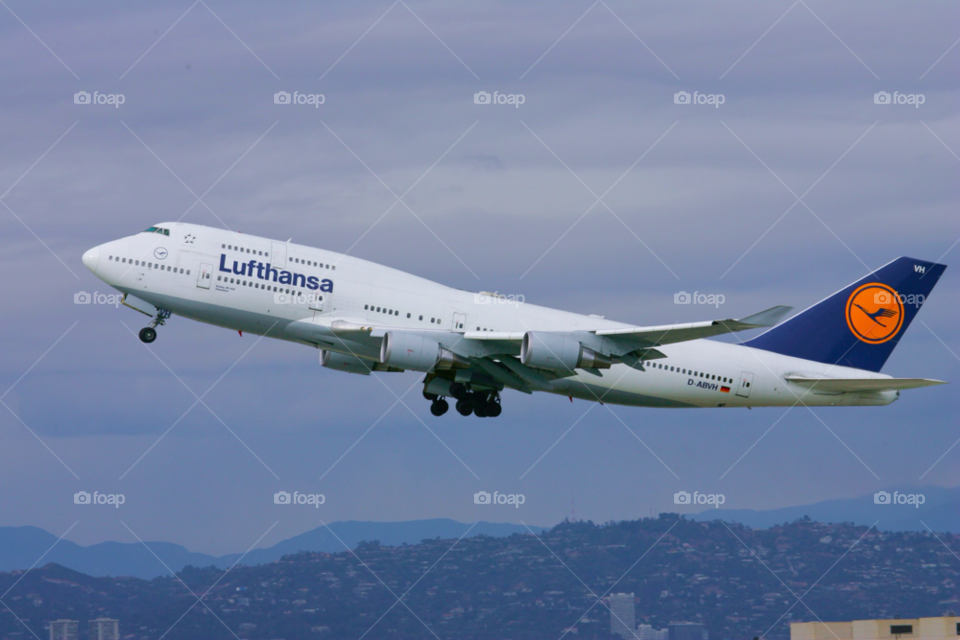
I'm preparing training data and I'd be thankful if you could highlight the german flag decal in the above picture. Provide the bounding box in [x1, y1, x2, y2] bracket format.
[720, 386, 731, 393]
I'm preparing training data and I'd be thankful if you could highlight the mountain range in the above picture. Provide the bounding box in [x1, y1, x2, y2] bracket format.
[0, 519, 544, 579]
[689, 484, 959, 531]
[3, 485, 957, 580]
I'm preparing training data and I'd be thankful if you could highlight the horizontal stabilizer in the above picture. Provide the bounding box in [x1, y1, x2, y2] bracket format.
[784, 376, 947, 392]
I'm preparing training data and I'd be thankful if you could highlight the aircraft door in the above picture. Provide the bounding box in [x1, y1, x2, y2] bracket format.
[197, 263, 213, 289]
[736, 371, 754, 398]
[452, 312, 466, 330]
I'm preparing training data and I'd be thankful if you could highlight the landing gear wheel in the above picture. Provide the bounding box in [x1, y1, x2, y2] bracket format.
[474, 401, 488, 418]
[455, 396, 474, 416]
[423, 389, 439, 402]
[449, 382, 468, 400]
[487, 401, 502, 417]
[139, 327, 157, 344]
[430, 398, 449, 416]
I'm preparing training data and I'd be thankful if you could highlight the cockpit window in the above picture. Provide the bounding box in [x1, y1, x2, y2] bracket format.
[143, 226, 170, 236]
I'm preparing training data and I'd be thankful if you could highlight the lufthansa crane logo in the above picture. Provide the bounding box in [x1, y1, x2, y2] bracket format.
[845, 282, 904, 344]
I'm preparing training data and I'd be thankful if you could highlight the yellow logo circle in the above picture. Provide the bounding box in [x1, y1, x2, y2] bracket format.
[845, 283, 904, 344]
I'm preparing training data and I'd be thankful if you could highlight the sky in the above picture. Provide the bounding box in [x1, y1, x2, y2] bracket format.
[0, 0, 958, 556]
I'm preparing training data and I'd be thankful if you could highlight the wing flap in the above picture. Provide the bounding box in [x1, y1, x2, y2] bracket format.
[784, 376, 947, 392]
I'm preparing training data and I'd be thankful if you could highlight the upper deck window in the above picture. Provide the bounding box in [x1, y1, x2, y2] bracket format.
[143, 226, 170, 236]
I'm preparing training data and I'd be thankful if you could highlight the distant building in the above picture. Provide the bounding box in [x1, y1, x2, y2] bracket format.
[669, 621, 708, 640]
[48, 619, 78, 640]
[610, 593, 637, 638]
[792, 616, 960, 640]
[638, 623, 670, 640]
[88, 618, 119, 640]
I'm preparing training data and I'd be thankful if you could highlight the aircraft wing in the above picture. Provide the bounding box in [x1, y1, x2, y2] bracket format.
[592, 305, 793, 350]
[784, 376, 947, 392]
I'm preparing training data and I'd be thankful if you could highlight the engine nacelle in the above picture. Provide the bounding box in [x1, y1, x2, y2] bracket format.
[321, 350, 401, 375]
[380, 331, 470, 372]
[521, 332, 612, 372]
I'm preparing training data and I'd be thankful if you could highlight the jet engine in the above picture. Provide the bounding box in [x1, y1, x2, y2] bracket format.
[380, 331, 470, 372]
[521, 332, 612, 372]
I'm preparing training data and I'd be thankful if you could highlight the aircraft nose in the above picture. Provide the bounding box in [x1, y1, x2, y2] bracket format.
[82, 245, 100, 273]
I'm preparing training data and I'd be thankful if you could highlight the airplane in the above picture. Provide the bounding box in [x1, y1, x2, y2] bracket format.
[81, 222, 947, 418]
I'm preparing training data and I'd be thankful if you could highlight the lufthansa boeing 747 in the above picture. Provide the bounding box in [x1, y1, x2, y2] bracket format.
[82, 223, 947, 417]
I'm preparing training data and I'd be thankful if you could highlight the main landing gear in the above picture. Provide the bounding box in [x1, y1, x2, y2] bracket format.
[138, 308, 171, 344]
[424, 385, 502, 418]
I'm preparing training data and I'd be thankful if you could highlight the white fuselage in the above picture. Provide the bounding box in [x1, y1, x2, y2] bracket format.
[82, 222, 898, 409]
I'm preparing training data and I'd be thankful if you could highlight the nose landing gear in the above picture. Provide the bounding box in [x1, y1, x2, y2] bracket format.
[138, 308, 171, 344]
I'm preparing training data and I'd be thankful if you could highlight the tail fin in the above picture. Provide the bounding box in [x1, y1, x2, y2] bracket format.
[745, 257, 946, 372]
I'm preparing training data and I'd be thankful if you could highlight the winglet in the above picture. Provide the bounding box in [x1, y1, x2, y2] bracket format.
[735, 305, 793, 328]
